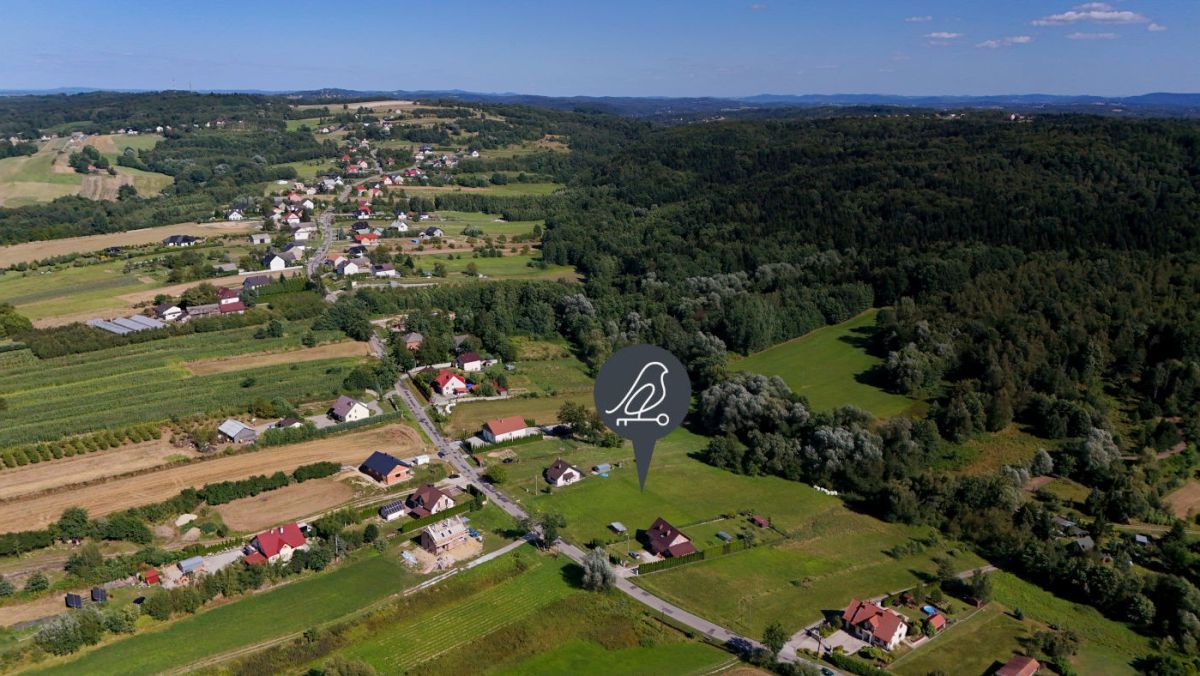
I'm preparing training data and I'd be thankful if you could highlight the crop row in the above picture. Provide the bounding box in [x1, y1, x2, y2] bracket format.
[0, 358, 363, 447]
[0, 423, 163, 469]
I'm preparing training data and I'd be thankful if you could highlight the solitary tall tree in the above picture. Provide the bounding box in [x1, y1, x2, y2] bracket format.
[763, 621, 788, 656]
[581, 548, 615, 591]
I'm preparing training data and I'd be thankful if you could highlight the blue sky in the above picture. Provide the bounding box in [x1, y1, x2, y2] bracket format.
[0, 1, 1195, 96]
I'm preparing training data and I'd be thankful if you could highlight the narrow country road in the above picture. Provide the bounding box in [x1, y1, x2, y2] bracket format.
[385, 374, 837, 673]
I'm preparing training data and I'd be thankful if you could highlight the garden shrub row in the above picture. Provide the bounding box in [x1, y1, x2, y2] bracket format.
[0, 423, 163, 470]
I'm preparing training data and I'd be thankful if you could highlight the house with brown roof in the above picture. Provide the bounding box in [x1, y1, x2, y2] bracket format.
[482, 415, 534, 444]
[645, 518, 697, 558]
[408, 484, 454, 518]
[544, 458, 582, 488]
[842, 599, 909, 650]
[420, 515, 469, 554]
[456, 351, 484, 372]
[996, 655, 1040, 676]
[330, 395, 370, 422]
[403, 332, 423, 350]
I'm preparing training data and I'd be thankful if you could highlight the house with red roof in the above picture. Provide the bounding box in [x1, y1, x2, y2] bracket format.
[244, 523, 307, 565]
[482, 415, 534, 444]
[645, 517, 697, 558]
[433, 369, 468, 395]
[996, 655, 1040, 676]
[353, 232, 380, 245]
[927, 613, 946, 633]
[842, 599, 909, 650]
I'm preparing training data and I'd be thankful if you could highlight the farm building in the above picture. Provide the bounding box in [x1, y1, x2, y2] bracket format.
[420, 515, 469, 554]
[186, 303, 220, 319]
[275, 417, 305, 429]
[379, 500, 408, 522]
[218, 419, 258, 444]
[751, 515, 770, 528]
[408, 484, 454, 518]
[330, 395, 370, 422]
[482, 415, 535, 444]
[87, 315, 167, 336]
[249, 233, 271, 244]
[91, 587, 107, 603]
[65, 593, 83, 609]
[217, 287, 245, 314]
[456, 351, 483, 372]
[153, 303, 184, 322]
[927, 613, 946, 633]
[360, 451, 413, 485]
[842, 599, 909, 651]
[143, 569, 160, 585]
[996, 655, 1041, 676]
[244, 523, 307, 564]
[645, 518, 697, 558]
[433, 370, 468, 396]
[593, 463, 612, 474]
[544, 458, 582, 488]
[178, 556, 204, 575]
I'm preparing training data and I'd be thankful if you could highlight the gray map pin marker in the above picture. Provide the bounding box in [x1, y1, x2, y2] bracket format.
[594, 345, 691, 491]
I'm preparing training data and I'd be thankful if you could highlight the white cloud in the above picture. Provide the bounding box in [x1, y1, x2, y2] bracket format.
[1066, 31, 1118, 39]
[749, 3, 768, 11]
[1148, 22, 1167, 32]
[1032, 3, 1149, 26]
[904, 15, 933, 23]
[976, 35, 1033, 49]
[925, 32, 963, 39]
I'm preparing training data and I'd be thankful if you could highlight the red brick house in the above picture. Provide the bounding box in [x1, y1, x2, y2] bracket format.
[433, 369, 468, 395]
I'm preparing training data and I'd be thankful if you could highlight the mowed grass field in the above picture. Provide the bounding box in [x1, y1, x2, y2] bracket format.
[0, 323, 356, 447]
[400, 181, 563, 197]
[493, 427, 983, 636]
[435, 210, 544, 236]
[415, 251, 577, 283]
[34, 551, 425, 675]
[730, 309, 917, 418]
[445, 355, 594, 436]
[893, 571, 1149, 676]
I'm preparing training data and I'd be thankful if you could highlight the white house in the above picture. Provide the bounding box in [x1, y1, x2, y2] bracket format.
[301, 199, 315, 210]
[339, 258, 369, 276]
[262, 254, 286, 271]
[544, 458, 582, 487]
[153, 303, 184, 322]
[226, 209, 245, 221]
[481, 415, 536, 444]
[390, 219, 409, 233]
[842, 600, 909, 651]
[294, 228, 313, 241]
[249, 233, 271, 245]
[372, 264, 398, 278]
[330, 395, 370, 422]
[456, 351, 484, 372]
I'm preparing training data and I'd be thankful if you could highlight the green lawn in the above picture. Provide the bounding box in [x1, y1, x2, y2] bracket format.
[0, 261, 161, 319]
[446, 394, 591, 438]
[416, 252, 577, 282]
[497, 638, 730, 675]
[435, 210, 544, 237]
[269, 159, 331, 182]
[489, 427, 984, 636]
[35, 551, 424, 675]
[730, 309, 917, 418]
[943, 425, 1052, 474]
[891, 605, 1030, 676]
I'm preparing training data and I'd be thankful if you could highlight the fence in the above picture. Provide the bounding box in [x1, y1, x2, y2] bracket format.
[636, 537, 758, 575]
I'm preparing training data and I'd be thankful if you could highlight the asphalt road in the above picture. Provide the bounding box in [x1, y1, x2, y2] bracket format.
[386, 375, 835, 672]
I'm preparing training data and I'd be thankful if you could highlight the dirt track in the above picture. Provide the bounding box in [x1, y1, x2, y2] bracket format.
[0, 425, 423, 533]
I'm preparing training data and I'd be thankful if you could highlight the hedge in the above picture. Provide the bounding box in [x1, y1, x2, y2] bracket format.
[824, 651, 889, 676]
[0, 342, 28, 354]
[1, 423, 163, 470]
[638, 549, 706, 574]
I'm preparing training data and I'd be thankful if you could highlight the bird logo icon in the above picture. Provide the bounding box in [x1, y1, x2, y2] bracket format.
[604, 361, 671, 427]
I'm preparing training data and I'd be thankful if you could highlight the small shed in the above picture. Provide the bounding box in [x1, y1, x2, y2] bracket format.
[751, 515, 770, 528]
[594, 463, 613, 474]
[143, 568, 160, 585]
[610, 522, 627, 534]
[716, 531, 734, 542]
[178, 556, 204, 575]
[65, 593, 83, 609]
[91, 587, 108, 603]
[379, 500, 407, 522]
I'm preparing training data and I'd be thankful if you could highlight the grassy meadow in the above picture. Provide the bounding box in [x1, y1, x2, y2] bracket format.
[730, 309, 917, 418]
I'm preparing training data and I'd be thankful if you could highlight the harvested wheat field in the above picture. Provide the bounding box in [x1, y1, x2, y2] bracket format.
[217, 476, 357, 532]
[0, 220, 257, 268]
[0, 435, 190, 503]
[1166, 480, 1200, 518]
[0, 425, 422, 533]
[185, 341, 371, 376]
